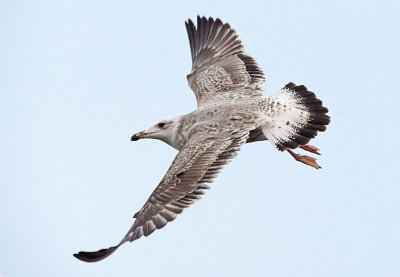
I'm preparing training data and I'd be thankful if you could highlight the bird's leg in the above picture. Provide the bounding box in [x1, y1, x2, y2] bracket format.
[287, 149, 321, 169]
[300, 144, 321, 155]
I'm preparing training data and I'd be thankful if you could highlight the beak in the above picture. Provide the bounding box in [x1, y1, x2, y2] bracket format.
[130, 130, 154, 141]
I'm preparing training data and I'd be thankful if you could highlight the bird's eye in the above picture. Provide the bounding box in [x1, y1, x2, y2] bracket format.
[158, 122, 166, 128]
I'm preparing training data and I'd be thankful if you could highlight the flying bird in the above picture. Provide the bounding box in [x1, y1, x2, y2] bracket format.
[74, 16, 330, 262]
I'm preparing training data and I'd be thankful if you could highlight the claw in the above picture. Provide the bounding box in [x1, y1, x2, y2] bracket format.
[287, 149, 321, 169]
[300, 145, 321, 155]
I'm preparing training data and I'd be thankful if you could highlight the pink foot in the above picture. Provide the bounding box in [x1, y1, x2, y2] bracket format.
[300, 145, 321, 155]
[287, 149, 321, 169]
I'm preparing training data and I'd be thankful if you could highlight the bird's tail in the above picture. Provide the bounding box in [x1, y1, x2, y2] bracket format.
[262, 82, 330, 151]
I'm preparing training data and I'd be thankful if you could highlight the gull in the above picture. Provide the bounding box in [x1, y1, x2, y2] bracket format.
[74, 16, 330, 262]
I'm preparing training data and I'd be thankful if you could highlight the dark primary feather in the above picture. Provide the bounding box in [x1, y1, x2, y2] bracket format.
[74, 246, 119, 263]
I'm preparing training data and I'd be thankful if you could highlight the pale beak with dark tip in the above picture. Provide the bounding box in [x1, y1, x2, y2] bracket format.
[130, 131, 154, 141]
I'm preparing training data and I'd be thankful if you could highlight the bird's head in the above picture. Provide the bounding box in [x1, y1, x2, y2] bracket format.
[131, 116, 180, 149]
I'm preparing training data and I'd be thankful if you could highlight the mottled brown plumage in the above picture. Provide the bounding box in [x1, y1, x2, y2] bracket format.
[74, 16, 330, 263]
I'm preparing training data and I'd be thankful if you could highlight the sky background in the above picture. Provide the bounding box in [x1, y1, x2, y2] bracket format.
[1, 0, 400, 276]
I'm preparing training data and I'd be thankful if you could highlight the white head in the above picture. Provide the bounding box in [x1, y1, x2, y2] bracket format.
[130, 116, 181, 149]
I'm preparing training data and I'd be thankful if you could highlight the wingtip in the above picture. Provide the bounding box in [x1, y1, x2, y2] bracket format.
[73, 245, 120, 263]
[187, 17, 194, 26]
[187, 16, 220, 27]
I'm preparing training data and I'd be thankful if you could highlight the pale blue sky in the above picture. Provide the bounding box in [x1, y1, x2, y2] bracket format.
[1, 0, 399, 276]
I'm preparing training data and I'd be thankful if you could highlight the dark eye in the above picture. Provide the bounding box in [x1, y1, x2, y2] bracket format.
[158, 122, 166, 128]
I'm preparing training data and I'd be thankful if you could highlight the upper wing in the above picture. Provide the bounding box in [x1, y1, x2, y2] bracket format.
[185, 16, 265, 106]
[73, 129, 250, 262]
